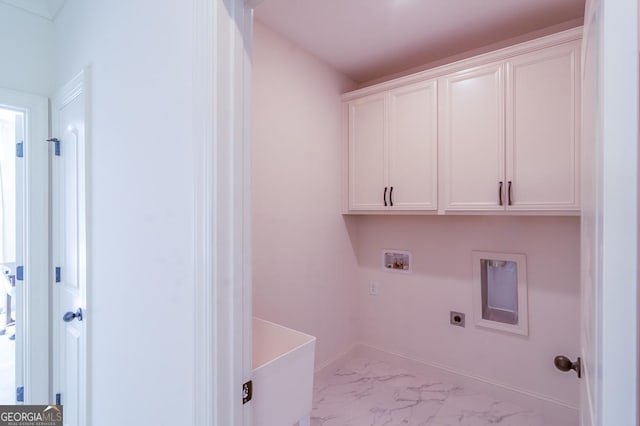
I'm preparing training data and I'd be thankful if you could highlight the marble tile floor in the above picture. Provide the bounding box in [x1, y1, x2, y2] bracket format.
[311, 357, 542, 426]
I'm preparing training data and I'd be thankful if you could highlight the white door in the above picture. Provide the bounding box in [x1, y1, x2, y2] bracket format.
[580, 0, 638, 425]
[388, 80, 438, 210]
[348, 93, 386, 210]
[506, 41, 581, 211]
[52, 71, 88, 425]
[439, 63, 505, 212]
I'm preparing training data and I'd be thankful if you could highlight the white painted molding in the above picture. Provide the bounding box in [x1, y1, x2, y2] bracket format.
[599, 0, 639, 424]
[343, 27, 583, 101]
[193, 0, 253, 425]
[50, 67, 89, 424]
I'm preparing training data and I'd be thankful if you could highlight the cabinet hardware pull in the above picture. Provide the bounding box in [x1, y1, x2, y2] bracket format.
[499, 181, 503, 206]
[389, 186, 394, 207]
[383, 187, 388, 207]
[508, 181, 513, 206]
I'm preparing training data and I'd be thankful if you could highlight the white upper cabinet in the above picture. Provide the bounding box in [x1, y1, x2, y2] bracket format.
[388, 80, 438, 210]
[439, 41, 580, 214]
[505, 41, 580, 211]
[343, 28, 581, 215]
[348, 93, 386, 210]
[439, 63, 505, 211]
[347, 80, 438, 211]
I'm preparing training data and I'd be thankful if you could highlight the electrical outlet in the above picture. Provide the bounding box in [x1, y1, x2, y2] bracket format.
[450, 311, 465, 327]
[368, 281, 379, 296]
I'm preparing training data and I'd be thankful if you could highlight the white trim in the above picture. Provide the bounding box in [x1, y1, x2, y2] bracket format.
[342, 27, 582, 101]
[0, 87, 49, 404]
[600, 0, 639, 423]
[241, 8, 254, 426]
[193, 1, 253, 425]
[579, 3, 601, 425]
[192, 1, 215, 422]
[342, 209, 578, 216]
[50, 68, 89, 424]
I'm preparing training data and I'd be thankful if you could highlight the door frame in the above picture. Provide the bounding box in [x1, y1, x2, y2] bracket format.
[195, 1, 640, 425]
[581, 0, 639, 425]
[50, 69, 89, 423]
[0, 87, 49, 404]
[192, 1, 254, 425]
[598, 0, 639, 423]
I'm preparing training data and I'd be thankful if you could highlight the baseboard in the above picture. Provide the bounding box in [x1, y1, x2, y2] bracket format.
[316, 343, 579, 426]
[314, 342, 360, 375]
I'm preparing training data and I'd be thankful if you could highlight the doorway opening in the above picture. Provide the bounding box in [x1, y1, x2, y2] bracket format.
[0, 106, 24, 404]
[0, 87, 49, 405]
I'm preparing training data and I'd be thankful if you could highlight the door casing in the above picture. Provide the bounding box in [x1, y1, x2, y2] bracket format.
[580, 0, 639, 425]
[51, 69, 89, 424]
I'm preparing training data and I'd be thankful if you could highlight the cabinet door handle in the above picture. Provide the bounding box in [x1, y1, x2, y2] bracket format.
[499, 181, 503, 206]
[389, 186, 394, 207]
[383, 187, 388, 207]
[508, 181, 513, 206]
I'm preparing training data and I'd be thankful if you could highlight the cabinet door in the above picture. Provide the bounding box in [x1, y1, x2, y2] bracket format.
[505, 41, 580, 211]
[440, 63, 505, 211]
[388, 80, 438, 210]
[348, 94, 387, 210]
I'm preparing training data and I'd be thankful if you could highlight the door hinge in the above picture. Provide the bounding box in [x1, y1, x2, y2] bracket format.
[55, 393, 61, 405]
[16, 266, 24, 281]
[242, 380, 252, 404]
[47, 138, 61, 156]
[55, 267, 61, 283]
[16, 141, 24, 158]
[16, 387, 24, 402]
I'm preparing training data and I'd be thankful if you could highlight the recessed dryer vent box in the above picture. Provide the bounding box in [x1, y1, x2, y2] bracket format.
[382, 250, 412, 273]
[472, 251, 528, 336]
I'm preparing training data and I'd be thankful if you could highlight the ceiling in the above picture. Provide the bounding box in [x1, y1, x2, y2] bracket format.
[255, 0, 585, 83]
[0, 0, 66, 20]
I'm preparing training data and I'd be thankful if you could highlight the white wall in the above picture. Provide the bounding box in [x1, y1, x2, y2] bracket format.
[0, 3, 54, 95]
[252, 22, 359, 368]
[53, 1, 196, 424]
[357, 215, 581, 407]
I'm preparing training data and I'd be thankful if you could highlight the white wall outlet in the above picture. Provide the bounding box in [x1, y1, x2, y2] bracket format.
[368, 281, 379, 296]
